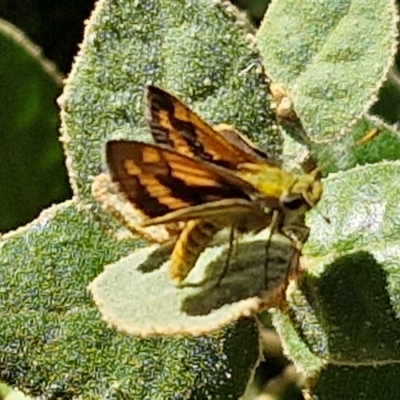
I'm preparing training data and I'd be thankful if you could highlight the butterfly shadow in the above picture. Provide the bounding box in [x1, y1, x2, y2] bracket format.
[180, 234, 299, 316]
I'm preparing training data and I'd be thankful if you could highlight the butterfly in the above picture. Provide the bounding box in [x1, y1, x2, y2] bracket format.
[104, 86, 323, 285]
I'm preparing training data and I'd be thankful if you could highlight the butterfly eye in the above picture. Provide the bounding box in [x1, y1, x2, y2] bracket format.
[281, 194, 304, 210]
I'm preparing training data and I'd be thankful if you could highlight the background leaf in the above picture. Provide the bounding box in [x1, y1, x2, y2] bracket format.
[0, 19, 71, 232]
[0, 201, 260, 398]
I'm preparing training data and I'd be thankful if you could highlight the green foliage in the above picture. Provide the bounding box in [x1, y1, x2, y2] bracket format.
[258, 0, 398, 142]
[0, 0, 399, 398]
[0, 19, 71, 232]
[0, 202, 259, 398]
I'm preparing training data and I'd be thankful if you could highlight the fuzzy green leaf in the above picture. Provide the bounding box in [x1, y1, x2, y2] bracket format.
[257, 0, 398, 142]
[272, 160, 400, 398]
[0, 201, 259, 398]
[89, 229, 299, 336]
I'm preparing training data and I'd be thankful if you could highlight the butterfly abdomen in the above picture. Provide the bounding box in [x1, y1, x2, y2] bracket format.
[168, 219, 221, 284]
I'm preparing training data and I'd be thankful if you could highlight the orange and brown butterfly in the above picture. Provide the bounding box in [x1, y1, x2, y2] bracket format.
[104, 85, 323, 285]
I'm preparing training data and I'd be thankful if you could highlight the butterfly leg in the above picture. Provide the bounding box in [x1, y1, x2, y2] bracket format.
[263, 210, 281, 289]
[281, 224, 309, 250]
[261, 211, 304, 306]
[214, 227, 236, 286]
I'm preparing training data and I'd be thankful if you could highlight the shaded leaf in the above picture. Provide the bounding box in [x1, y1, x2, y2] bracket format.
[89, 229, 299, 336]
[0, 19, 71, 232]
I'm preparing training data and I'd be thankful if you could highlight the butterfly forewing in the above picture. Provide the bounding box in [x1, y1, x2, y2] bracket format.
[146, 85, 273, 168]
[106, 140, 259, 220]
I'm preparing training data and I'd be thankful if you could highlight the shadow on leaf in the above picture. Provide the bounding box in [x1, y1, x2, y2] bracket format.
[296, 251, 400, 361]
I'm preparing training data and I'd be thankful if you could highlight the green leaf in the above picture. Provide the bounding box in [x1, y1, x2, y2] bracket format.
[89, 229, 299, 336]
[272, 161, 400, 397]
[257, 0, 398, 142]
[0, 19, 71, 232]
[0, 201, 259, 398]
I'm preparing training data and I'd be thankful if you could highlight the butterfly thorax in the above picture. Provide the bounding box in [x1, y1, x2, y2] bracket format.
[237, 163, 299, 200]
[237, 163, 323, 210]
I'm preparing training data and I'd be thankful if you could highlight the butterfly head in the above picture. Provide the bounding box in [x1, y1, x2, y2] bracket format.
[280, 172, 329, 226]
[281, 173, 323, 211]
